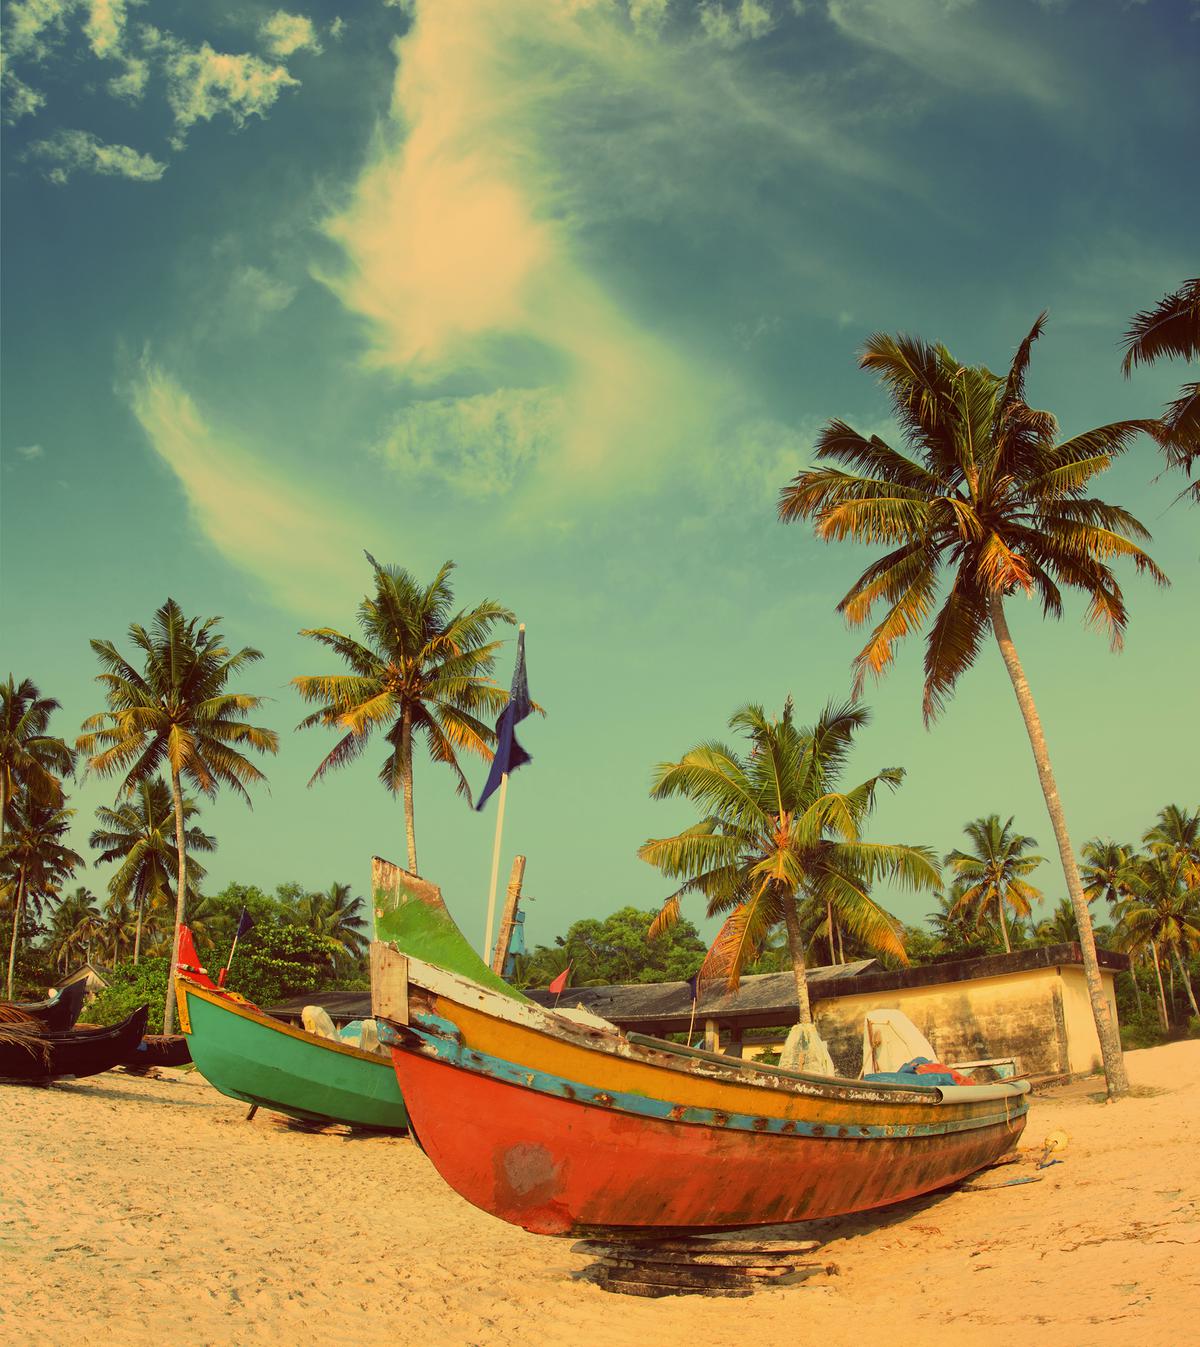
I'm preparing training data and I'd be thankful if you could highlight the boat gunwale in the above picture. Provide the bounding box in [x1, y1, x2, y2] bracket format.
[179, 979, 394, 1067]
[374, 944, 1030, 1109]
[390, 1013, 1029, 1140]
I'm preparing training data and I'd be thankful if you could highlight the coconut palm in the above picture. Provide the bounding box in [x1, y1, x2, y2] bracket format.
[293, 556, 516, 874]
[98, 893, 139, 966]
[639, 700, 938, 1021]
[1121, 278, 1199, 502]
[1080, 839, 1134, 910]
[77, 599, 278, 1034]
[1143, 804, 1200, 886]
[1114, 856, 1200, 1028]
[2, 799, 84, 997]
[46, 887, 105, 973]
[1033, 898, 1079, 946]
[285, 882, 370, 964]
[926, 885, 996, 957]
[0, 676, 76, 844]
[89, 778, 216, 964]
[944, 816, 1045, 955]
[778, 317, 1168, 1096]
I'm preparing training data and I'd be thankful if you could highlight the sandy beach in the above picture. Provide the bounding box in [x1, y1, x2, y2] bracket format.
[2, 1041, 1196, 1347]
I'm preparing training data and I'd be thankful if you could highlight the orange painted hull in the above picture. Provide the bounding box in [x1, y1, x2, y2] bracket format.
[392, 1045, 1025, 1236]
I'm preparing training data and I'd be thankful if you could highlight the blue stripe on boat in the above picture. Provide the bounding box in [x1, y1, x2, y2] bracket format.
[387, 1014, 1028, 1141]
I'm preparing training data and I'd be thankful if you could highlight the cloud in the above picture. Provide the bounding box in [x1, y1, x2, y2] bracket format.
[373, 388, 561, 498]
[13, 443, 45, 459]
[259, 10, 322, 59]
[127, 361, 369, 612]
[1, 59, 46, 122]
[2, 0, 75, 62]
[321, 0, 890, 499]
[26, 128, 165, 182]
[699, 0, 777, 48]
[142, 28, 300, 140]
[826, 0, 1061, 104]
[328, 16, 345, 41]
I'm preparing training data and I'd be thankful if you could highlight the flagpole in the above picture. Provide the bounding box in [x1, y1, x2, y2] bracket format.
[483, 773, 509, 957]
[483, 623, 522, 957]
[687, 994, 698, 1047]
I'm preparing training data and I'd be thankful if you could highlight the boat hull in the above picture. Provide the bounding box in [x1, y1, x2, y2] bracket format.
[178, 981, 407, 1131]
[392, 1042, 1023, 1236]
[0, 1004, 149, 1083]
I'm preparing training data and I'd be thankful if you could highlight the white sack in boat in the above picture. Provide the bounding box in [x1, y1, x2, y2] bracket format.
[860, 1009, 937, 1076]
[301, 1005, 339, 1041]
[556, 1004, 618, 1032]
[779, 1022, 836, 1076]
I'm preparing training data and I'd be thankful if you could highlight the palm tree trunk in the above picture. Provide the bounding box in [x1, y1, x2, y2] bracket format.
[1129, 961, 1143, 1015]
[997, 893, 1012, 954]
[6, 862, 28, 1000]
[133, 886, 144, 966]
[988, 595, 1129, 1096]
[1150, 941, 1169, 1032]
[826, 898, 836, 965]
[161, 766, 188, 1036]
[781, 896, 813, 1025]
[1174, 947, 1200, 1019]
[836, 920, 845, 965]
[401, 705, 418, 874]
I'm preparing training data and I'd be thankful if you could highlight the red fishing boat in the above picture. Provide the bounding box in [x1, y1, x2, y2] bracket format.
[370, 859, 1030, 1237]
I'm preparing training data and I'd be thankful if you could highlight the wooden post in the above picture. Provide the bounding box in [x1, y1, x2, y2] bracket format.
[490, 855, 527, 976]
[704, 1018, 719, 1053]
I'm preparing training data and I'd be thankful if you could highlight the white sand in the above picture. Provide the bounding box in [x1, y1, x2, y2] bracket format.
[2, 1042, 1196, 1347]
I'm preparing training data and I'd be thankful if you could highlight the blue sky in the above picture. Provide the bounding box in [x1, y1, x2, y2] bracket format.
[2, 0, 1198, 954]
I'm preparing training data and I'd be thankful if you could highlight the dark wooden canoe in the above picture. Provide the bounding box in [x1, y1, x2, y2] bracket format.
[12, 979, 88, 1031]
[0, 1005, 149, 1083]
[123, 1034, 192, 1069]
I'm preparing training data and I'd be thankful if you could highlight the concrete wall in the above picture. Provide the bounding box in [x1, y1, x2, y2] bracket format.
[742, 963, 1119, 1078]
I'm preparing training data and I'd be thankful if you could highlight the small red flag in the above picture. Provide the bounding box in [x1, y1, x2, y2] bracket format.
[548, 966, 571, 996]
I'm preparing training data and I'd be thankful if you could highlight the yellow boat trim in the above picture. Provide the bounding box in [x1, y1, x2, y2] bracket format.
[178, 980, 392, 1066]
[434, 993, 993, 1128]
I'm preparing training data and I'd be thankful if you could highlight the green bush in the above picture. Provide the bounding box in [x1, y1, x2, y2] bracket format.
[220, 923, 344, 1008]
[88, 957, 171, 1034]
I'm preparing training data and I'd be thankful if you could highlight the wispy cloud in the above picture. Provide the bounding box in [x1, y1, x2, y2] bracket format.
[128, 361, 369, 612]
[259, 10, 322, 60]
[26, 128, 165, 182]
[13, 443, 45, 460]
[142, 28, 300, 143]
[318, 0, 891, 503]
[373, 388, 561, 499]
[827, 0, 1062, 104]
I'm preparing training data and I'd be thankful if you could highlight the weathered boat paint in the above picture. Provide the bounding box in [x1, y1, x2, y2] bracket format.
[387, 1031, 1025, 1236]
[368, 857, 1029, 1237]
[177, 979, 408, 1130]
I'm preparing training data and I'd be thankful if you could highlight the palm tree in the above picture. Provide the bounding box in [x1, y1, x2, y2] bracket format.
[778, 317, 1168, 1096]
[1033, 898, 1079, 946]
[1141, 804, 1200, 1017]
[293, 555, 516, 874]
[285, 882, 370, 964]
[1121, 278, 1199, 502]
[1080, 839, 1134, 910]
[0, 676, 76, 844]
[1114, 855, 1200, 1028]
[77, 599, 278, 1034]
[1143, 804, 1200, 885]
[2, 799, 84, 997]
[944, 816, 1045, 955]
[46, 887, 105, 973]
[926, 885, 996, 957]
[89, 778, 216, 964]
[639, 700, 938, 1021]
[99, 893, 139, 966]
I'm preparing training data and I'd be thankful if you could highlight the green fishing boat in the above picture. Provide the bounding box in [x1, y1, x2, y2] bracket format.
[176, 978, 408, 1130]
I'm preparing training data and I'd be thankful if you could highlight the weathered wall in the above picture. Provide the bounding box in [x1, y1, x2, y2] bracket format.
[743, 965, 1119, 1078]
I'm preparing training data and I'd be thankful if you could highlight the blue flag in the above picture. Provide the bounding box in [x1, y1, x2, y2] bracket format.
[235, 906, 255, 939]
[476, 628, 533, 811]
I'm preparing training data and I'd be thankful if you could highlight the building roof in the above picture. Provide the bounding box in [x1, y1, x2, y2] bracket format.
[269, 942, 1128, 1034]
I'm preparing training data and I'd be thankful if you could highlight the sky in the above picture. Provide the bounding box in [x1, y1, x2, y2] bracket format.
[2, 0, 1198, 958]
